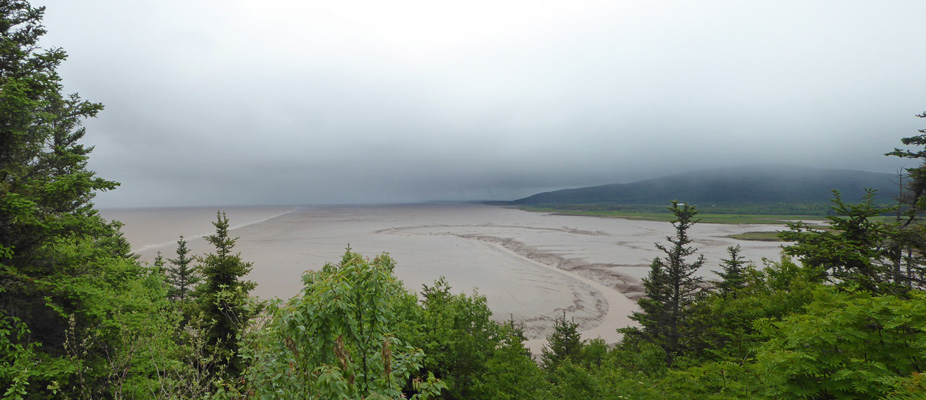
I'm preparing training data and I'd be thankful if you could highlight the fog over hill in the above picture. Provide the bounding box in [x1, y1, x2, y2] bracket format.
[512, 165, 898, 206]
[37, 0, 923, 207]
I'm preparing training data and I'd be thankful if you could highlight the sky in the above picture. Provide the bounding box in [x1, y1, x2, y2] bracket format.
[35, 0, 926, 207]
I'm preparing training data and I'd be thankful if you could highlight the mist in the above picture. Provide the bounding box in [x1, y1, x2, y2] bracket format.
[35, 0, 925, 207]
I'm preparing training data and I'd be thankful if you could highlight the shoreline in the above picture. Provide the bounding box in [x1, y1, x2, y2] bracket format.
[112, 204, 785, 352]
[132, 207, 299, 253]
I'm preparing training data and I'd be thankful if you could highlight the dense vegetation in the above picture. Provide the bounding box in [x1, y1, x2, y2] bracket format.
[510, 166, 896, 213]
[3, 1, 926, 398]
[516, 202, 837, 220]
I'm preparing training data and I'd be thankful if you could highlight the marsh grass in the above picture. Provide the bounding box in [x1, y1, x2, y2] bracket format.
[726, 231, 784, 241]
[520, 206, 825, 225]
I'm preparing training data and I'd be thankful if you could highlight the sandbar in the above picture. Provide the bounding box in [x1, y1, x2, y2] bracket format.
[104, 203, 785, 353]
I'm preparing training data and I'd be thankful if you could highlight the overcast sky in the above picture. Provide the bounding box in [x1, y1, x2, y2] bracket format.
[36, 0, 926, 207]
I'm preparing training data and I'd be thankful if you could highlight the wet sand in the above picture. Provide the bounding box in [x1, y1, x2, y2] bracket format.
[103, 203, 784, 352]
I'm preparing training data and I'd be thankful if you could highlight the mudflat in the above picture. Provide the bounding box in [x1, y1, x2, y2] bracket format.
[103, 203, 784, 352]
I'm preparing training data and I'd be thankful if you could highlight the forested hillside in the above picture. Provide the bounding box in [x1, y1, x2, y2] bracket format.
[512, 166, 896, 206]
[2, 1, 926, 398]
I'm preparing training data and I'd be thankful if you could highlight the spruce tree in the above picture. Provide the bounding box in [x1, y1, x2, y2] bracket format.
[780, 190, 899, 293]
[627, 201, 705, 365]
[167, 235, 199, 301]
[540, 312, 585, 371]
[715, 245, 749, 297]
[153, 251, 165, 273]
[884, 111, 926, 289]
[627, 258, 672, 344]
[0, 2, 171, 395]
[197, 211, 256, 377]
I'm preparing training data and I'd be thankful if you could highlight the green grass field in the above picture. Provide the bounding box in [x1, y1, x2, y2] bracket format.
[726, 231, 784, 241]
[519, 206, 825, 225]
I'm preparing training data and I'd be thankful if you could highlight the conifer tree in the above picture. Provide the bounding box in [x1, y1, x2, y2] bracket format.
[780, 190, 898, 293]
[626, 201, 705, 365]
[884, 111, 926, 289]
[197, 211, 256, 377]
[167, 235, 199, 301]
[715, 245, 749, 297]
[153, 251, 165, 273]
[540, 312, 585, 371]
[885, 110, 926, 212]
[0, 2, 174, 395]
[627, 258, 671, 341]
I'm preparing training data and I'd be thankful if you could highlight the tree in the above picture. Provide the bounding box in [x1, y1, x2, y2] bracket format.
[780, 189, 900, 293]
[166, 235, 199, 301]
[152, 251, 165, 273]
[884, 111, 926, 289]
[547, 359, 607, 399]
[757, 287, 926, 399]
[714, 245, 749, 297]
[540, 312, 585, 371]
[471, 321, 551, 400]
[885, 110, 926, 217]
[407, 277, 502, 400]
[241, 250, 444, 399]
[0, 2, 116, 262]
[692, 257, 816, 367]
[625, 201, 706, 365]
[196, 211, 256, 378]
[0, 2, 161, 396]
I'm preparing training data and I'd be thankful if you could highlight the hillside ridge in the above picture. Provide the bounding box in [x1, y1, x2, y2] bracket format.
[512, 165, 898, 205]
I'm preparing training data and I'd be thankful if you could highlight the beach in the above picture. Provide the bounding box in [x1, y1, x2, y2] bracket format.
[103, 203, 784, 352]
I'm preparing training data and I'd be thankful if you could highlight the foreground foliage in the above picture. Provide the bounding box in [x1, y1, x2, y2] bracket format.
[4, 0, 926, 397]
[624, 201, 707, 366]
[242, 250, 443, 399]
[0, 1, 165, 397]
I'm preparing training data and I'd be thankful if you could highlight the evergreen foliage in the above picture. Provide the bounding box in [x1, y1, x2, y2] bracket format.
[884, 111, 926, 290]
[196, 211, 257, 378]
[780, 189, 902, 293]
[885, 110, 926, 180]
[405, 277, 502, 399]
[5, 2, 926, 396]
[0, 2, 164, 396]
[152, 251, 166, 273]
[511, 165, 896, 207]
[540, 312, 585, 371]
[714, 245, 750, 297]
[625, 201, 706, 365]
[166, 235, 199, 301]
[471, 322, 551, 400]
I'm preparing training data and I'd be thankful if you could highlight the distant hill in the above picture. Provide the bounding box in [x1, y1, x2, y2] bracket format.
[511, 166, 898, 206]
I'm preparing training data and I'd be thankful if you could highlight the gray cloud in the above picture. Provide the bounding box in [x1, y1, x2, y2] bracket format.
[36, 0, 925, 207]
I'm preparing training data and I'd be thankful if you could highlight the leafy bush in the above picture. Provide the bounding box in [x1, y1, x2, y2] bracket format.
[241, 250, 443, 399]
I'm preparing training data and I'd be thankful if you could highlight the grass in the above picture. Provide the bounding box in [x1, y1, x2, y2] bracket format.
[727, 231, 784, 241]
[519, 206, 825, 225]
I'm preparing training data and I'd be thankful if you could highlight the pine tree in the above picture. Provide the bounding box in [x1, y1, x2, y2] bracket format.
[0, 2, 169, 395]
[197, 211, 256, 377]
[715, 245, 749, 297]
[153, 251, 165, 274]
[540, 312, 585, 371]
[885, 110, 926, 211]
[627, 201, 705, 365]
[780, 190, 898, 293]
[0, 2, 118, 266]
[884, 111, 926, 289]
[167, 235, 199, 301]
[627, 258, 671, 342]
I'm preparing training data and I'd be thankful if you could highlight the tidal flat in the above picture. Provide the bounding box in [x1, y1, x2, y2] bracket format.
[103, 203, 784, 352]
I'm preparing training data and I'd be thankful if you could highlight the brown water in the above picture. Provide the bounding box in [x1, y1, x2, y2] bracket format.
[102, 203, 784, 352]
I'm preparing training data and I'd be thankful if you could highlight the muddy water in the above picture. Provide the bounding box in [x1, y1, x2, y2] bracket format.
[103, 203, 785, 352]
